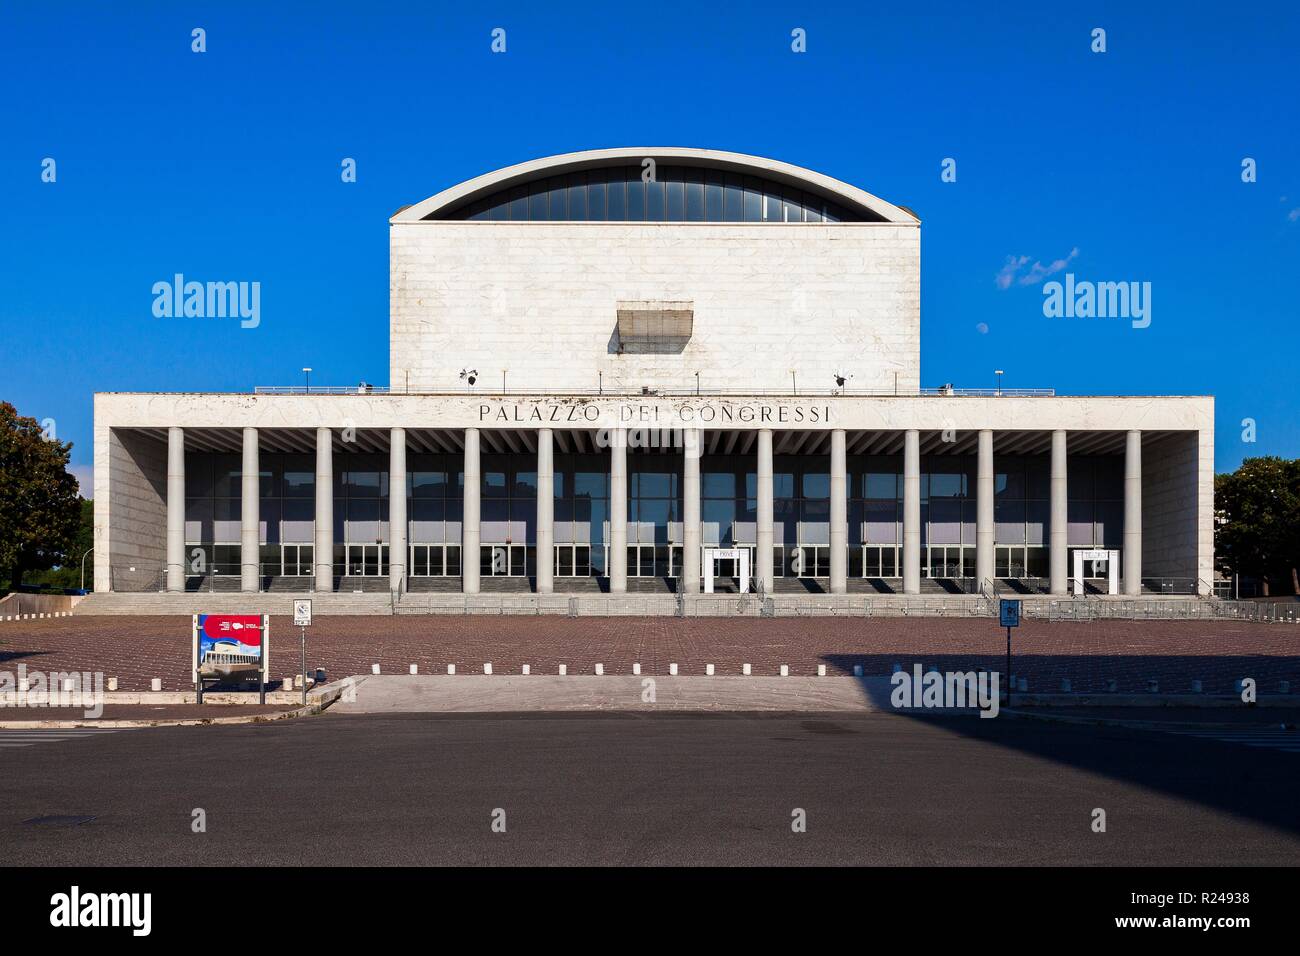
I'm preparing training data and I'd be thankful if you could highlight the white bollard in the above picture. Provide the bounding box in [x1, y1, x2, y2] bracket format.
[780, 665, 789, 677]
[632, 662, 641, 675]
[669, 663, 678, 676]
[447, 664, 456, 675]
[817, 664, 827, 677]
[742, 663, 752, 676]
[705, 663, 714, 676]
[484, 663, 493, 675]
[521, 664, 530, 676]
[372, 664, 381, 675]
[852, 664, 863, 677]
[107, 677, 118, 692]
[151, 678, 162, 692]
[594, 663, 603, 676]
[409, 664, 418, 675]
[559, 664, 567, 676]
[1060, 679, 1071, 693]
[1191, 680, 1203, 694]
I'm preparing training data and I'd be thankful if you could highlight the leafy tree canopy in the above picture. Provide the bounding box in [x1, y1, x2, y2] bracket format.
[1215, 456, 1300, 593]
[0, 401, 83, 591]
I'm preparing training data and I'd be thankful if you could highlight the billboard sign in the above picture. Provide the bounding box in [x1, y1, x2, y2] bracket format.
[192, 614, 269, 684]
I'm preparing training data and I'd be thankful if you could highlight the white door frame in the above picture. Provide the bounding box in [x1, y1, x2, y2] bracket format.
[1073, 548, 1120, 595]
[703, 547, 750, 594]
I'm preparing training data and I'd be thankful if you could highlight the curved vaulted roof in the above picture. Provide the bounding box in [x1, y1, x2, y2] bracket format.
[391, 147, 919, 224]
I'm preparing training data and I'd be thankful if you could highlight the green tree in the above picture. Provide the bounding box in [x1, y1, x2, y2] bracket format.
[1215, 456, 1300, 595]
[23, 498, 93, 590]
[0, 402, 83, 592]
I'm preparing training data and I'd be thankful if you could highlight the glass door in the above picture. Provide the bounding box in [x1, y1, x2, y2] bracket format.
[281, 544, 313, 576]
[346, 544, 388, 576]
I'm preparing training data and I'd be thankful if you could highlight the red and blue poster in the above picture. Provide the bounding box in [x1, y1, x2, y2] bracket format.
[193, 614, 268, 681]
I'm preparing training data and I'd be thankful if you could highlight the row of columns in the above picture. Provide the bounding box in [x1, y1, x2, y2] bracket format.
[163, 426, 1145, 597]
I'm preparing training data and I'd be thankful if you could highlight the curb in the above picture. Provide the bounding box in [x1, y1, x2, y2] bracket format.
[0, 679, 352, 729]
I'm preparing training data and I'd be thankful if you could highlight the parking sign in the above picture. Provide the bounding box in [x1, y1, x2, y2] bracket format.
[293, 599, 312, 627]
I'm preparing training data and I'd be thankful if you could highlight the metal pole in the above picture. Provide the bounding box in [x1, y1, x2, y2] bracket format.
[300, 626, 307, 707]
[1005, 625, 1012, 705]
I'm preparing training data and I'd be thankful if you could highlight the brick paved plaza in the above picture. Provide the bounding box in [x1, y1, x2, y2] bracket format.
[0, 615, 1295, 696]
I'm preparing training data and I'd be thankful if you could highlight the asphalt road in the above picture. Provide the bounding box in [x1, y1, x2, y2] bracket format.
[2, 711, 1298, 866]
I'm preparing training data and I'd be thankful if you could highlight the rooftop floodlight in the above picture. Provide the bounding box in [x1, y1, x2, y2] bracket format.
[302, 367, 312, 393]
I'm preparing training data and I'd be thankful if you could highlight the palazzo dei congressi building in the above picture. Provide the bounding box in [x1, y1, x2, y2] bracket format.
[92, 148, 1214, 608]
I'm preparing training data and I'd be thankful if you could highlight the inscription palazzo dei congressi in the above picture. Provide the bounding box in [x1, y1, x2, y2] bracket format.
[478, 400, 835, 429]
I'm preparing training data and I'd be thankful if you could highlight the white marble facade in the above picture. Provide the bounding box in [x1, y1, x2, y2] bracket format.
[93, 148, 1214, 598]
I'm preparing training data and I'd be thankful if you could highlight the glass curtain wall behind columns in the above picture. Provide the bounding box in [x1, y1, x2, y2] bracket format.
[852, 456, 903, 578]
[479, 454, 536, 577]
[1066, 456, 1125, 577]
[789, 455, 831, 577]
[994, 456, 1051, 578]
[922, 456, 976, 578]
[335, 454, 389, 577]
[699, 455, 763, 580]
[184, 452, 314, 582]
[408, 453, 464, 577]
[553, 453, 609, 578]
[629, 456, 682, 577]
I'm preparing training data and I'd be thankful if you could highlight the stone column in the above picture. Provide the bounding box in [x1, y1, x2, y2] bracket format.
[755, 429, 774, 593]
[902, 429, 921, 595]
[1124, 429, 1142, 596]
[1050, 429, 1068, 595]
[682, 428, 701, 594]
[609, 428, 628, 593]
[535, 428, 554, 594]
[976, 429, 994, 588]
[829, 429, 848, 594]
[314, 427, 334, 593]
[389, 427, 407, 594]
[166, 426, 185, 593]
[462, 428, 481, 595]
[240, 427, 260, 593]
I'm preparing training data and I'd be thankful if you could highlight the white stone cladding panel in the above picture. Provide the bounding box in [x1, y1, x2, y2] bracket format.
[101, 428, 167, 591]
[389, 222, 921, 395]
[1141, 432, 1208, 584]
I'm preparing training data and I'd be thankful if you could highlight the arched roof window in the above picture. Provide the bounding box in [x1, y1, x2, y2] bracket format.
[392, 148, 917, 224]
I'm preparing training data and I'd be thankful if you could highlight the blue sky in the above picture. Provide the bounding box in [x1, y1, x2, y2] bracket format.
[3, 1, 1297, 490]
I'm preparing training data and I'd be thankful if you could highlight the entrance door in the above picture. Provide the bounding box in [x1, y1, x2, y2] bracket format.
[346, 543, 388, 576]
[995, 546, 1026, 578]
[281, 544, 313, 576]
[481, 544, 526, 576]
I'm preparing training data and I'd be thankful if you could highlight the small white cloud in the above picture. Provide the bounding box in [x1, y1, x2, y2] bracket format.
[975, 322, 989, 334]
[1288, 207, 1300, 222]
[995, 247, 1079, 288]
